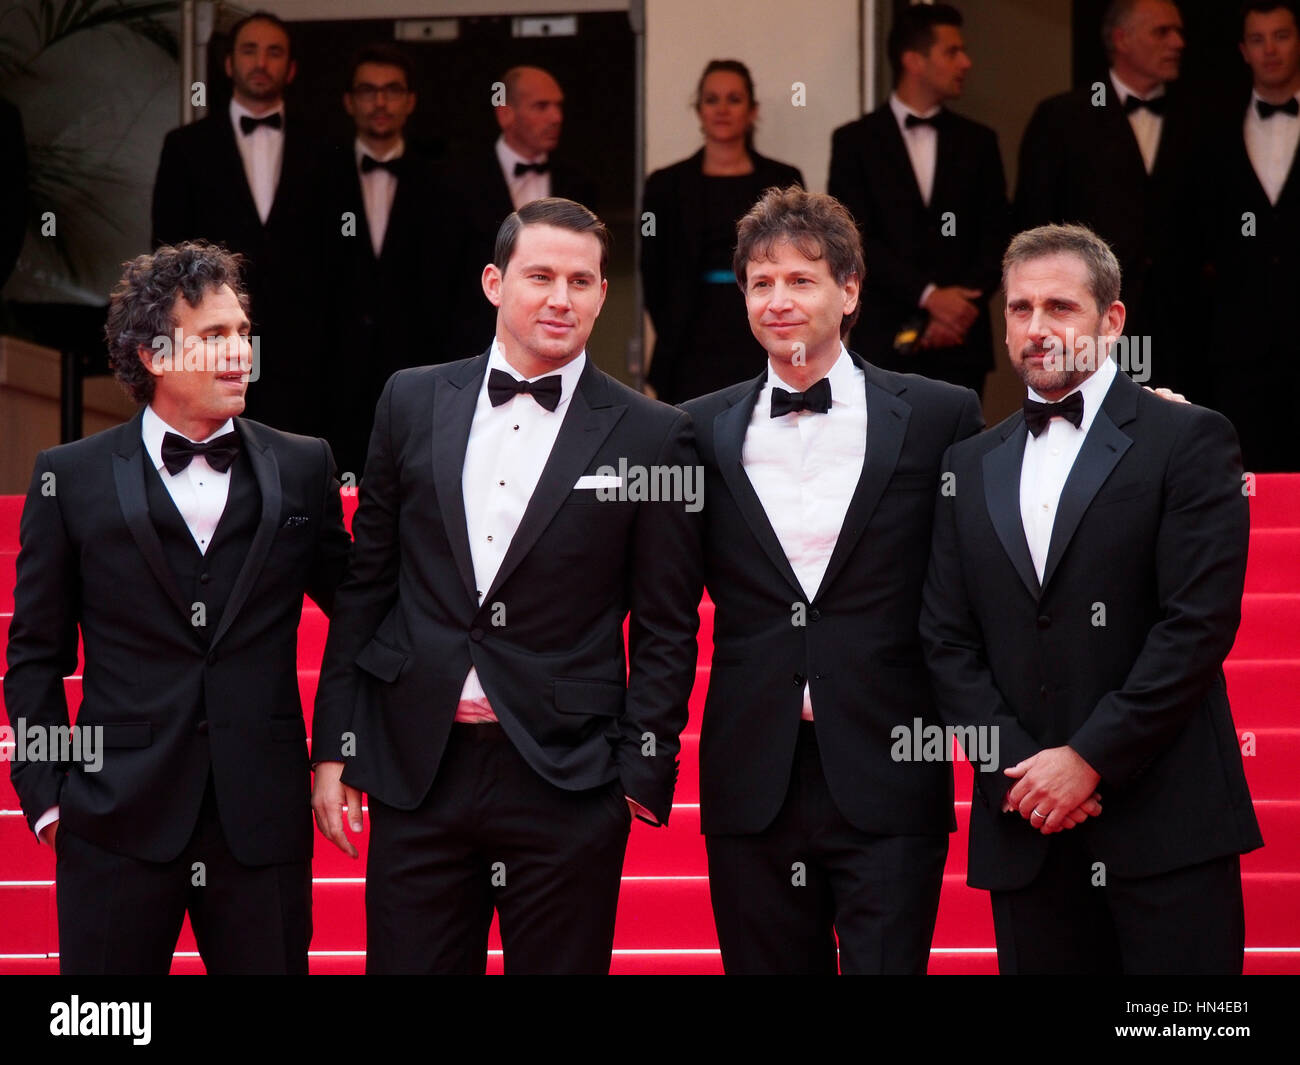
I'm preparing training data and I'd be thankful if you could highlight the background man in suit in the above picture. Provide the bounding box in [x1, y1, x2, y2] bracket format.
[439, 67, 598, 361]
[1015, 0, 1194, 391]
[921, 223, 1262, 974]
[829, 3, 1007, 398]
[3, 242, 351, 974]
[152, 11, 331, 437]
[1203, 0, 1300, 472]
[328, 43, 446, 478]
[311, 198, 701, 975]
[682, 187, 983, 974]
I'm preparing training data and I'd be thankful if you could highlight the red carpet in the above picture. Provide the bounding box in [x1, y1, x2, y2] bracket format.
[3, 477, 1299, 975]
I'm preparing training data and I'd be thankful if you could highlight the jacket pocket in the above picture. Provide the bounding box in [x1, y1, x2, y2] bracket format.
[93, 722, 152, 748]
[553, 678, 624, 717]
[355, 638, 408, 683]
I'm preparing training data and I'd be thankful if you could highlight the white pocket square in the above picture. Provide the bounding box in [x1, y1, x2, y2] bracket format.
[574, 475, 622, 489]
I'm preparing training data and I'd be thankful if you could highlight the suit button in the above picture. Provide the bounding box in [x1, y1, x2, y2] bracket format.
[470, 628, 485, 642]
[793, 672, 805, 687]
[199, 572, 210, 584]
[196, 720, 209, 736]
[1037, 615, 1051, 629]
[810, 608, 821, 621]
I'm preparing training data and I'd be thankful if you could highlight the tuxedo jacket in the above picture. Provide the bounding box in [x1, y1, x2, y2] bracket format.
[312, 353, 702, 825]
[437, 146, 599, 360]
[682, 354, 983, 837]
[151, 112, 334, 434]
[828, 105, 1007, 376]
[1014, 82, 1200, 388]
[641, 148, 804, 399]
[325, 145, 450, 472]
[920, 370, 1263, 891]
[3, 411, 351, 865]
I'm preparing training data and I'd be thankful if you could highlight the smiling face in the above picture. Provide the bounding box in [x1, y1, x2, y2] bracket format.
[1004, 252, 1125, 400]
[139, 283, 251, 439]
[1241, 7, 1300, 95]
[481, 223, 607, 378]
[744, 238, 859, 375]
[225, 18, 295, 111]
[697, 69, 756, 146]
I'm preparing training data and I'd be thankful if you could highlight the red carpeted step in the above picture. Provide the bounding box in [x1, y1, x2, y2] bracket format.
[1231, 594, 1300, 659]
[1225, 659, 1300, 724]
[0, 882, 53, 955]
[1246, 529, 1300, 593]
[0, 555, 14, 613]
[1249, 474, 1300, 528]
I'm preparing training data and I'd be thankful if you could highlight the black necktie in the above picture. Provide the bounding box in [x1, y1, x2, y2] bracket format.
[1023, 392, 1084, 438]
[514, 160, 550, 176]
[161, 431, 241, 475]
[770, 377, 832, 417]
[488, 368, 562, 412]
[904, 112, 941, 129]
[1257, 97, 1300, 119]
[361, 154, 403, 175]
[239, 112, 283, 135]
[1124, 94, 1166, 116]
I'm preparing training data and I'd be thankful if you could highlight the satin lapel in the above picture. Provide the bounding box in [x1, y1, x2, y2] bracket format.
[481, 361, 627, 604]
[209, 420, 282, 649]
[813, 363, 909, 600]
[1099, 93, 1150, 185]
[1040, 382, 1136, 590]
[214, 115, 264, 229]
[433, 354, 488, 608]
[876, 109, 928, 211]
[982, 420, 1040, 600]
[265, 120, 308, 230]
[112, 412, 191, 623]
[378, 167, 412, 261]
[714, 373, 803, 598]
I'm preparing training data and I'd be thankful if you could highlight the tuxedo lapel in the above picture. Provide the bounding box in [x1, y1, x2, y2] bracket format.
[265, 119, 308, 230]
[347, 162, 379, 263]
[111, 411, 191, 623]
[481, 361, 629, 605]
[1041, 374, 1136, 590]
[813, 360, 910, 600]
[713, 374, 804, 598]
[875, 109, 928, 212]
[212, 115, 264, 230]
[432, 354, 488, 609]
[1100, 95, 1150, 185]
[982, 419, 1040, 600]
[379, 166, 413, 261]
[209, 419, 283, 649]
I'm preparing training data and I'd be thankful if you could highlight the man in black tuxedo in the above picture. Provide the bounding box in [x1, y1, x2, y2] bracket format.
[829, 3, 1007, 398]
[151, 11, 331, 437]
[682, 187, 983, 974]
[1203, 0, 1300, 472]
[1016, 0, 1194, 391]
[327, 43, 446, 478]
[439, 66, 598, 361]
[921, 223, 1262, 974]
[311, 198, 701, 975]
[3, 242, 351, 974]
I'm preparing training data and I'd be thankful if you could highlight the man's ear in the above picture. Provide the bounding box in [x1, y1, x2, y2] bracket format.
[286, 59, 298, 86]
[482, 263, 503, 307]
[224, 54, 233, 81]
[138, 344, 166, 379]
[343, 91, 356, 119]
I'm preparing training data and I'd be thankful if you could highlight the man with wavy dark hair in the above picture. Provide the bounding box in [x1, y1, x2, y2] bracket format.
[3, 241, 351, 974]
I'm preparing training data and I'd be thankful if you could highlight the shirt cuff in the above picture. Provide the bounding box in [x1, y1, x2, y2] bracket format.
[34, 806, 60, 841]
[919, 283, 937, 309]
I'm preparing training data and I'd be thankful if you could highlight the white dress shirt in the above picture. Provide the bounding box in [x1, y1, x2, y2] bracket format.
[1244, 89, 1300, 205]
[455, 342, 587, 722]
[496, 134, 551, 210]
[1110, 70, 1165, 175]
[889, 94, 940, 307]
[34, 405, 237, 840]
[742, 348, 867, 719]
[1019, 355, 1119, 583]
[356, 137, 404, 257]
[229, 98, 284, 224]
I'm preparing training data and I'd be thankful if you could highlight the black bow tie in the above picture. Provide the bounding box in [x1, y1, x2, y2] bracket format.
[770, 377, 832, 417]
[514, 160, 550, 176]
[161, 431, 241, 475]
[1257, 97, 1300, 119]
[361, 153, 403, 174]
[1023, 392, 1084, 437]
[1124, 93, 1165, 116]
[239, 112, 282, 135]
[488, 368, 562, 411]
[904, 111, 942, 129]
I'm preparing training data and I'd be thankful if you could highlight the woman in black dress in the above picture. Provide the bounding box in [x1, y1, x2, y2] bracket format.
[642, 60, 804, 404]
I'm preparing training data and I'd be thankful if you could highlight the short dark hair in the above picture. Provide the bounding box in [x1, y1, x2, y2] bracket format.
[227, 11, 293, 59]
[694, 59, 757, 150]
[1101, 0, 1145, 61]
[347, 43, 414, 90]
[493, 197, 610, 279]
[887, 3, 964, 86]
[105, 242, 249, 405]
[733, 186, 865, 338]
[1002, 224, 1122, 313]
[1241, 0, 1299, 37]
